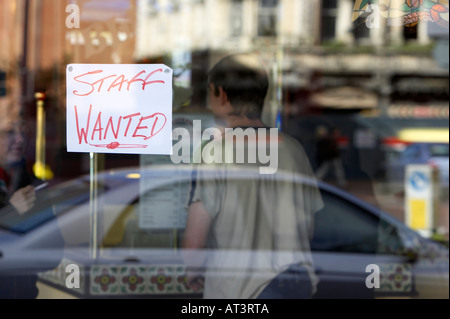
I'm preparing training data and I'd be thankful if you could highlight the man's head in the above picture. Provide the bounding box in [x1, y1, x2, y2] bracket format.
[207, 53, 269, 121]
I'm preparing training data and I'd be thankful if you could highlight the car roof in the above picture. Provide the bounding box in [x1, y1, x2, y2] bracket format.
[0, 164, 415, 238]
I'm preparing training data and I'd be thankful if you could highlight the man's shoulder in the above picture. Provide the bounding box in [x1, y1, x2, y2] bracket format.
[277, 131, 307, 152]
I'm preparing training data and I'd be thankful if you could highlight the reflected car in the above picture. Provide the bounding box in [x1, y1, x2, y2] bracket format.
[382, 142, 449, 186]
[0, 165, 448, 299]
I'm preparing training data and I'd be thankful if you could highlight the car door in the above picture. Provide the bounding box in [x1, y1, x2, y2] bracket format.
[310, 189, 416, 299]
[88, 170, 196, 298]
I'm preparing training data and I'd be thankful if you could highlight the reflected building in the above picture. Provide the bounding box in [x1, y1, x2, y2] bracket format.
[133, 0, 448, 115]
[133, 0, 449, 177]
[0, 0, 448, 180]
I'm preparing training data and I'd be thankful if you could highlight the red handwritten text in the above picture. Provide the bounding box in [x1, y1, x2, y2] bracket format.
[72, 69, 165, 96]
[74, 105, 167, 149]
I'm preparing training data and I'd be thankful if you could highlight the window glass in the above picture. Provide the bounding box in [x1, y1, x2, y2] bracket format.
[323, 0, 338, 10]
[258, 0, 278, 36]
[0, 0, 448, 300]
[311, 190, 405, 255]
[321, 16, 337, 41]
[230, 0, 244, 37]
[311, 191, 379, 254]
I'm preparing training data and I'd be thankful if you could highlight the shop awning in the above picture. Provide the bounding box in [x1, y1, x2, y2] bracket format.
[398, 128, 449, 144]
[311, 86, 378, 109]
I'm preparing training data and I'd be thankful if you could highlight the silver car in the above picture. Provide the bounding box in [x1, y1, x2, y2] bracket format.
[1, 165, 448, 299]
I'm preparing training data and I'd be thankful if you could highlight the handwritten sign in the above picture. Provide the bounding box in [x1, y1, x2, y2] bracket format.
[66, 64, 173, 155]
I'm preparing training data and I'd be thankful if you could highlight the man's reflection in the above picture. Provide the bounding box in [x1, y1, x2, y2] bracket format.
[182, 54, 323, 299]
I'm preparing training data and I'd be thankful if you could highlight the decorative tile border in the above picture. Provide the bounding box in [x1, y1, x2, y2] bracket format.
[39, 261, 200, 297]
[38, 260, 422, 296]
[148, 265, 175, 294]
[174, 265, 193, 294]
[89, 264, 202, 296]
[379, 263, 413, 293]
[90, 265, 120, 295]
[119, 266, 147, 295]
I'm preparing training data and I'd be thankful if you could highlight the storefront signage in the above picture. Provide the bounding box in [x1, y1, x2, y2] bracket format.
[405, 164, 440, 238]
[66, 64, 173, 155]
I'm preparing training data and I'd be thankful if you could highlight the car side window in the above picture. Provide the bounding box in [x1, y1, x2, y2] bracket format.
[311, 191, 403, 255]
[311, 191, 379, 253]
[101, 179, 189, 251]
[102, 205, 179, 250]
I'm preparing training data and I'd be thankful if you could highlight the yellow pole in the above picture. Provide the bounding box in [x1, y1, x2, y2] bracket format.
[34, 92, 46, 180]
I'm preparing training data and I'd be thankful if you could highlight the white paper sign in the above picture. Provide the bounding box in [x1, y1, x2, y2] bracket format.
[138, 166, 191, 229]
[66, 64, 173, 155]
